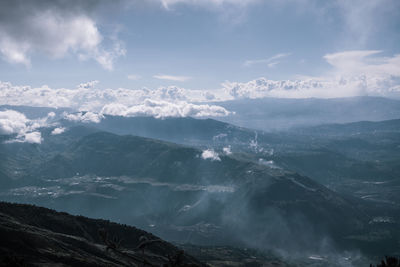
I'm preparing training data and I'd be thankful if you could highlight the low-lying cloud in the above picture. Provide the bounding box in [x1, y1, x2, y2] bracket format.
[0, 110, 29, 135]
[22, 131, 42, 144]
[63, 111, 104, 123]
[201, 149, 221, 161]
[1, 50, 399, 120]
[224, 51, 400, 99]
[101, 99, 231, 119]
[0, 81, 212, 109]
[223, 146, 232, 155]
[51, 127, 66, 135]
[0, 81, 231, 119]
[0, 110, 56, 143]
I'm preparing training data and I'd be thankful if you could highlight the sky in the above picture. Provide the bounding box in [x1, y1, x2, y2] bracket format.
[0, 0, 400, 143]
[0, 0, 400, 110]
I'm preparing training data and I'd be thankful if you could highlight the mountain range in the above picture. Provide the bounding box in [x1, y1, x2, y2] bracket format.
[1, 97, 400, 265]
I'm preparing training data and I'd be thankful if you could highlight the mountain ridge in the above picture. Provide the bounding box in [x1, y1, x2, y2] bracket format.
[0, 201, 204, 266]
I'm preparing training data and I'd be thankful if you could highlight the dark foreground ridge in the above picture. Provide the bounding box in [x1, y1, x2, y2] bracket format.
[0, 202, 294, 267]
[0, 202, 203, 267]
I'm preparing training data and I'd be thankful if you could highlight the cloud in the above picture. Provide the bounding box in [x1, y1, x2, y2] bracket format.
[1, 50, 398, 117]
[159, 0, 258, 9]
[51, 127, 66, 135]
[149, 86, 189, 101]
[0, 110, 29, 135]
[157, 0, 260, 23]
[0, 109, 55, 143]
[267, 62, 280, 68]
[203, 91, 216, 100]
[323, 50, 400, 77]
[0, 0, 125, 69]
[77, 80, 99, 90]
[0, 80, 230, 114]
[23, 132, 42, 144]
[153, 74, 191, 82]
[127, 74, 142, 80]
[63, 111, 104, 123]
[100, 99, 231, 118]
[244, 53, 291, 68]
[225, 51, 400, 99]
[334, 0, 400, 46]
[223, 146, 232, 155]
[223, 78, 331, 99]
[284, 0, 399, 47]
[201, 149, 221, 161]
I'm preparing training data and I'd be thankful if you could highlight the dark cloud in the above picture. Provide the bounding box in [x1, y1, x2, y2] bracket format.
[0, 0, 125, 68]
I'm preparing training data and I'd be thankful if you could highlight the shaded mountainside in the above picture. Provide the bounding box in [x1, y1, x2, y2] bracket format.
[57, 115, 400, 196]
[36, 131, 253, 185]
[55, 116, 400, 205]
[73, 116, 237, 143]
[59, 115, 268, 147]
[56, 115, 400, 187]
[0, 129, 381, 256]
[272, 119, 400, 206]
[0, 202, 203, 267]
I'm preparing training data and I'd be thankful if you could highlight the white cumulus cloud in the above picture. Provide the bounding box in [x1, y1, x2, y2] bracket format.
[0, 110, 29, 135]
[0, 109, 54, 144]
[63, 111, 104, 123]
[77, 80, 99, 90]
[23, 132, 42, 144]
[201, 149, 221, 161]
[0, 81, 226, 110]
[0, 80, 231, 119]
[223, 146, 232, 155]
[101, 99, 231, 119]
[51, 127, 66, 135]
